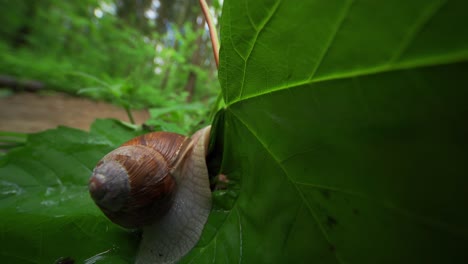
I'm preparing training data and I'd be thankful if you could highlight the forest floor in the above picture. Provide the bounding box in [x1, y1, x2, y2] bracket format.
[0, 92, 149, 133]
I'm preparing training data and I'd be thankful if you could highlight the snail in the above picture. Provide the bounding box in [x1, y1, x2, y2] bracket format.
[88, 126, 212, 264]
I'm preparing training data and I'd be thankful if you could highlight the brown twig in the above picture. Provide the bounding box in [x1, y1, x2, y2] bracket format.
[199, 0, 220, 69]
[0, 75, 44, 92]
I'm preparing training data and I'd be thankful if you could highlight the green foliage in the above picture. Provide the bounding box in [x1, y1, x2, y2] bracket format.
[1, 0, 468, 263]
[187, 0, 468, 263]
[0, 0, 219, 109]
[146, 101, 212, 135]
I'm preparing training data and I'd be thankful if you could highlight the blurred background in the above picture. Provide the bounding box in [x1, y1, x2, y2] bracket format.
[0, 0, 222, 134]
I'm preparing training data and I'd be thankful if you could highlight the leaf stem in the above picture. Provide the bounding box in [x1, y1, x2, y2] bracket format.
[124, 106, 136, 124]
[199, 0, 220, 69]
[209, 92, 224, 122]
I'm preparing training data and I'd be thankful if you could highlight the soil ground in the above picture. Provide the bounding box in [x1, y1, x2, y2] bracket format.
[0, 92, 150, 133]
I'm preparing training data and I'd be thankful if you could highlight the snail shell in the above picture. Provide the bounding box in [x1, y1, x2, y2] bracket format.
[89, 126, 212, 263]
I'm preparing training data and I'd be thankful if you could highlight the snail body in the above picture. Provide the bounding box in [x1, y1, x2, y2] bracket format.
[89, 126, 212, 263]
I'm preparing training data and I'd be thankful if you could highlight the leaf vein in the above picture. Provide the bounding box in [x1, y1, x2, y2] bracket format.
[236, 208, 243, 263]
[228, 108, 346, 264]
[227, 54, 468, 106]
[308, 0, 355, 80]
[245, 1, 257, 31]
[227, 2, 247, 61]
[389, 0, 448, 63]
[238, 0, 282, 100]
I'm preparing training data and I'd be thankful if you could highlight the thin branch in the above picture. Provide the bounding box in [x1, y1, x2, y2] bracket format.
[124, 106, 135, 124]
[199, 0, 220, 69]
[0, 75, 44, 92]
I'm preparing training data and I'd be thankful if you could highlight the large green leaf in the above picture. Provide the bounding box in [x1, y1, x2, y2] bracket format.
[0, 120, 143, 263]
[183, 0, 468, 263]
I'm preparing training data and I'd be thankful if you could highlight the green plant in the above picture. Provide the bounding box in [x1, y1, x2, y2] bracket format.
[1, 0, 468, 263]
[0, 0, 220, 109]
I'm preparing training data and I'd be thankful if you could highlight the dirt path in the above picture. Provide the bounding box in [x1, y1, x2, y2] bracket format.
[0, 92, 150, 133]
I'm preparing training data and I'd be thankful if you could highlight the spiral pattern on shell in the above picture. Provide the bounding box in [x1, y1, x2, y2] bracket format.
[88, 126, 212, 263]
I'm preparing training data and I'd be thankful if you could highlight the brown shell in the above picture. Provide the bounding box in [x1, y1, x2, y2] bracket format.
[89, 132, 191, 228]
[136, 126, 212, 263]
